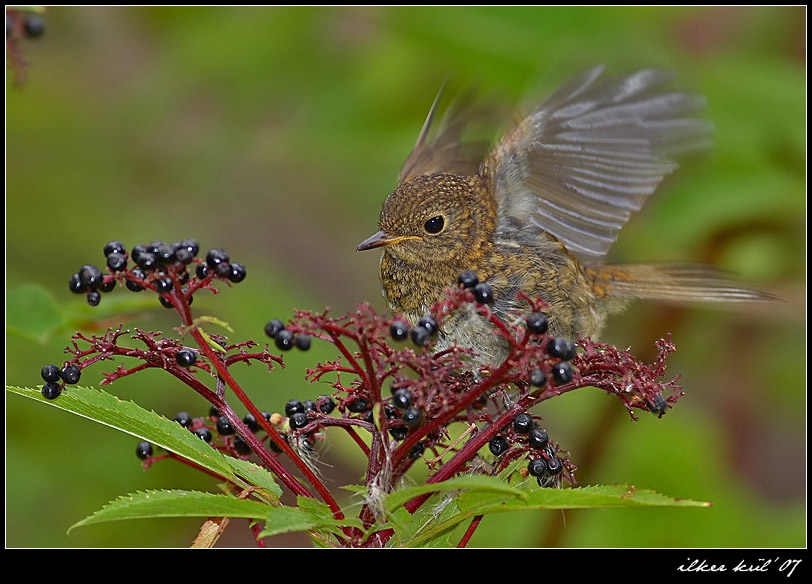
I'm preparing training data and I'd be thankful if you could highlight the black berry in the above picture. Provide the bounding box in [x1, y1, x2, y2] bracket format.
[264, 319, 285, 339]
[528, 427, 549, 450]
[473, 282, 494, 304]
[158, 295, 174, 309]
[488, 435, 509, 456]
[86, 290, 101, 306]
[547, 337, 577, 361]
[275, 330, 295, 351]
[126, 268, 146, 292]
[60, 365, 81, 385]
[206, 248, 230, 267]
[41, 364, 61, 383]
[103, 240, 126, 257]
[216, 416, 236, 436]
[391, 388, 412, 410]
[243, 413, 261, 432]
[173, 412, 193, 428]
[512, 413, 533, 434]
[417, 315, 439, 336]
[194, 428, 213, 443]
[526, 312, 549, 334]
[389, 425, 408, 441]
[649, 393, 668, 415]
[408, 442, 425, 460]
[389, 320, 410, 341]
[176, 349, 197, 367]
[348, 398, 370, 413]
[41, 382, 61, 400]
[195, 263, 209, 279]
[294, 334, 311, 351]
[228, 262, 247, 283]
[289, 412, 308, 430]
[23, 14, 45, 38]
[318, 396, 336, 414]
[68, 273, 86, 294]
[213, 261, 232, 278]
[529, 368, 547, 387]
[135, 441, 153, 460]
[135, 251, 157, 270]
[99, 278, 116, 293]
[79, 264, 104, 290]
[546, 456, 563, 475]
[458, 270, 479, 288]
[285, 399, 305, 417]
[410, 326, 430, 347]
[551, 361, 574, 385]
[233, 435, 252, 455]
[154, 277, 173, 293]
[401, 407, 421, 427]
[178, 238, 199, 257]
[155, 242, 176, 266]
[528, 458, 547, 477]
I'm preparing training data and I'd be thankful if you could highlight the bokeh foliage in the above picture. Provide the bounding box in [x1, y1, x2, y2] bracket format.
[6, 6, 805, 548]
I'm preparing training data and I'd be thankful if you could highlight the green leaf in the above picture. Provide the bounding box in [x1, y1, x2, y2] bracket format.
[258, 496, 364, 541]
[383, 474, 526, 514]
[6, 385, 238, 484]
[69, 489, 272, 532]
[403, 482, 710, 547]
[5, 284, 66, 343]
[224, 457, 283, 498]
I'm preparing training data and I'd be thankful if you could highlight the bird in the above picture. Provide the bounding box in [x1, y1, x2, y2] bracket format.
[357, 65, 777, 366]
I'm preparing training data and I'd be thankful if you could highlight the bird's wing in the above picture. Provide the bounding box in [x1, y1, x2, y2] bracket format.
[399, 84, 506, 184]
[485, 65, 713, 260]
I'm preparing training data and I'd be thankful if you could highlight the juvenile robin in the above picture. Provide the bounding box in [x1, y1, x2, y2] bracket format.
[357, 65, 776, 365]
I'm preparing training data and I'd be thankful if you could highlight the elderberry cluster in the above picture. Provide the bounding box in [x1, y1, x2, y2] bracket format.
[66, 238, 246, 308]
[5, 8, 45, 40]
[39, 363, 81, 400]
[488, 412, 567, 487]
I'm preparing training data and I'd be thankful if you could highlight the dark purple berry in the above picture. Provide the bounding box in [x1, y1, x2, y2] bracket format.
[68, 273, 86, 294]
[389, 320, 410, 341]
[526, 312, 549, 334]
[41, 382, 61, 400]
[458, 270, 479, 288]
[135, 441, 153, 460]
[80, 264, 104, 289]
[176, 349, 197, 367]
[489, 436, 509, 456]
[233, 435, 252, 455]
[264, 319, 285, 339]
[206, 248, 229, 267]
[126, 268, 146, 292]
[391, 388, 412, 410]
[473, 282, 494, 304]
[213, 261, 232, 278]
[649, 393, 668, 415]
[410, 326, 430, 347]
[155, 242, 176, 265]
[303, 400, 315, 412]
[417, 315, 439, 336]
[529, 368, 547, 387]
[41, 364, 61, 383]
[130, 244, 148, 263]
[194, 428, 213, 443]
[135, 251, 157, 270]
[408, 442, 425, 460]
[154, 276, 173, 293]
[294, 334, 311, 351]
[174, 247, 193, 265]
[285, 399, 305, 416]
[87, 290, 101, 306]
[228, 262, 247, 283]
[389, 425, 408, 441]
[547, 337, 577, 361]
[513, 413, 533, 434]
[99, 278, 116, 293]
[179, 238, 199, 257]
[348, 398, 370, 413]
[158, 295, 174, 309]
[528, 427, 549, 450]
[195, 263, 209, 279]
[23, 13, 45, 38]
[552, 361, 574, 385]
[401, 407, 421, 427]
[243, 413, 261, 432]
[216, 416, 235, 436]
[289, 412, 308, 430]
[60, 365, 81, 385]
[103, 240, 126, 257]
[528, 458, 547, 477]
[173, 412, 193, 428]
[105, 252, 127, 272]
[274, 329, 295, 351]
[318, 396, 336, 414]
[209, 406, 220, 418]
[545, 456, 563, 475]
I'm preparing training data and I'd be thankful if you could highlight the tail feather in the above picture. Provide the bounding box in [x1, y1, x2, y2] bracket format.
[587, 263, 780, 303]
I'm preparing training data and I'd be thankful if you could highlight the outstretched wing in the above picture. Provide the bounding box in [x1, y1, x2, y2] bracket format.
[399, 84, 507, 184]
[486, 65, 713, 259]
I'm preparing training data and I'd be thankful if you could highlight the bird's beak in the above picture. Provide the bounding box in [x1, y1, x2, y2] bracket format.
[356, 230, 419, 252]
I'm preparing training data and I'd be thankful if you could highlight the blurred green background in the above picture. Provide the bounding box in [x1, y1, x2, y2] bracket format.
[5, 6, 805, 548]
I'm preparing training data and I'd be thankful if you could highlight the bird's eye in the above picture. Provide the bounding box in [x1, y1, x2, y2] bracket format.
[424, 215, 445, 234]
